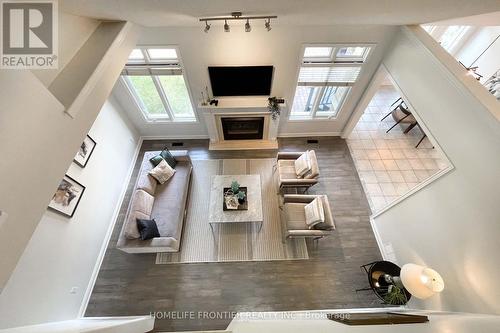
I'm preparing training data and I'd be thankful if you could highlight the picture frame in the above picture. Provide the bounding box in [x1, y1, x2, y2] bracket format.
[48, 175, 86, 218]
[74, 135, 96, 168]
[484, 68, 500, 100]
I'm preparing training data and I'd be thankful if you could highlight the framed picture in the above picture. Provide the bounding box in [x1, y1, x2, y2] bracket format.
[48, 175, 86, 218]
[74, 135, 96, 168]
[484, 68, 500, 100]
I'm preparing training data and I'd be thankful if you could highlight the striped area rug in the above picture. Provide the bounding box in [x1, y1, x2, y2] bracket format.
[156, 158, 309, 264]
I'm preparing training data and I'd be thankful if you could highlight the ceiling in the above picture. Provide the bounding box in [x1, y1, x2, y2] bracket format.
[60, 0, 500, 27]
[429, 10, 500, 26]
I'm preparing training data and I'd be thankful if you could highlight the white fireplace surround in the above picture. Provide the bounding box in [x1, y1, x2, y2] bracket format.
[200, 97, 281, 150]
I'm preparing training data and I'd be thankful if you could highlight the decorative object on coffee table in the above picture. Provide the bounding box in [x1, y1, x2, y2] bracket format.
[73, 135, 96, 168]
[223, 187, 248, 210]
[48, 175, 86, 218]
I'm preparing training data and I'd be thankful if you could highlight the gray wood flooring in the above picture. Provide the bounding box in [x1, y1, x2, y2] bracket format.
[85, 137, 383, 332]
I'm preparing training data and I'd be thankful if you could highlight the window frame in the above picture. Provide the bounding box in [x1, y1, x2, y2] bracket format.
[122, 45, 198, 123]
[290, 43, 374, 121]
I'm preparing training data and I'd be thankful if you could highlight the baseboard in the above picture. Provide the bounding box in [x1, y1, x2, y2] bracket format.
[140, 134, 210, 140]
[277, 132, 342, 138]
[78, 136, 143, 318]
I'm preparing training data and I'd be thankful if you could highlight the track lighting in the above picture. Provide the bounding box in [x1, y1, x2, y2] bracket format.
[245, 19, 251, 32]
[199, 12, 277, 33]
[265, 19, 271, 32]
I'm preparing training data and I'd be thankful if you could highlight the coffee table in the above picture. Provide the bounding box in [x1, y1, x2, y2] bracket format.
[209, 174, 263, 233]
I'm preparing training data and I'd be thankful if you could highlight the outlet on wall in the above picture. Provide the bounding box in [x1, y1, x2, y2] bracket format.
[69, 286, 79, 294]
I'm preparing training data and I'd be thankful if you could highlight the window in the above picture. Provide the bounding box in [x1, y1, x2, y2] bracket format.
[290, 45, 371, 119]
[421, 25, 471, 53]
[439, 26, 470, 52]
[122, 47, 196, 122]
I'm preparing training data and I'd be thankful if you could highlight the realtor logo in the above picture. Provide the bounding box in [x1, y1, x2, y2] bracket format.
[1, 0, 58, 68]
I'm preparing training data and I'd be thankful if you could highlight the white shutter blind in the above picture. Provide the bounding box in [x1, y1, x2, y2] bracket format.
[298, 66, 361, 86]
[121, 65, 182, 76]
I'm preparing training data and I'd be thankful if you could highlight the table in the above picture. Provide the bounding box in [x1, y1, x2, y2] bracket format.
[208, 174, 263, 232]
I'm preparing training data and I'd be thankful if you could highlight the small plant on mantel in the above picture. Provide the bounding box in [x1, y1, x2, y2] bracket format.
[268, 97, 282, 120]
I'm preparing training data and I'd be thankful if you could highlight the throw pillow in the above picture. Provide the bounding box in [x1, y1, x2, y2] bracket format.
[313, 195, 335, 230]
[294, 151, 311, 178]
[136, 218, 160, 240]
[304, 197, 325, 229]
[149, 155, 164, 167]
[149, 159, 176, 184]
[160, 148, 177, 169]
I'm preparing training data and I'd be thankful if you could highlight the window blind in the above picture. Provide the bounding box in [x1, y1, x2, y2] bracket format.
[121, 65, 182, 76]
[298, 66, 361, 86]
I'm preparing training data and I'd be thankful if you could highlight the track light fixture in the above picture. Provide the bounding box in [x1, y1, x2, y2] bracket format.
[265, 18, 271, 31]
[199, 12, 277, 33]
[204, 21, 211, 33]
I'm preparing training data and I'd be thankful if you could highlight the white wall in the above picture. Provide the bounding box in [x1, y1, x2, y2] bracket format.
[0, 98, 140, 329]
[31, 11, 99, 87]
[373, 26, 500, 314]
[455, 26, 500, 83]
[115, 25, 397, 138]
[0, 16, 138, 293]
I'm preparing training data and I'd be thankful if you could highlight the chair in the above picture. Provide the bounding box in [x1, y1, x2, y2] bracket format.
[274, 151, 320, 192]
[279, 194, 335, 243]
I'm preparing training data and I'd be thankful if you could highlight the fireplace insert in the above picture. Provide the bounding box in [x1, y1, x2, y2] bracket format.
[221, 117, 264, 140]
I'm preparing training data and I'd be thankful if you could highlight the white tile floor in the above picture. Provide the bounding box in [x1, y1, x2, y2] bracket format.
[347, 85, 451, 213]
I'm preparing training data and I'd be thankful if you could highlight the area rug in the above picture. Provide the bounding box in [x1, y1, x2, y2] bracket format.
[156, 158, 308, 264]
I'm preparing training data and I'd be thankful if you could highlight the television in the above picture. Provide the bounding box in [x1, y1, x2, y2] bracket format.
[208, 66, 274, 97]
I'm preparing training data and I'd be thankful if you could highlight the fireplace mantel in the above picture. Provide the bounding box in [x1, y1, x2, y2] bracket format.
[200, 97, 281, 150]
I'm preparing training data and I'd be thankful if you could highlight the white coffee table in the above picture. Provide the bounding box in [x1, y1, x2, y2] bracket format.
[208, 174, 263, 232]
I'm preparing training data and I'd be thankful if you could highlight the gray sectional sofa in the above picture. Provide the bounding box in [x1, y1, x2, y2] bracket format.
[117, 150, 192, 253]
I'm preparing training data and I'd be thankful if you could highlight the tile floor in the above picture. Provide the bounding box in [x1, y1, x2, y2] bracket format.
[347, 85, 451, 213]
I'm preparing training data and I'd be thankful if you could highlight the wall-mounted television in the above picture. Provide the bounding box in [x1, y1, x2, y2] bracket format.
[208, 66, 274, 97]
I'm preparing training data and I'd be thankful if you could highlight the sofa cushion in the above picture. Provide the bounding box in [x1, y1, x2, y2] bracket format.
[284, 203, 308, 230]
[130, 189, 154, 215]
[149, 159, 176, 184]
[278, 160, 296, 181]
[304, 197, 324, 229]
[124, 210, 150, 239]
[160, 148, 177, 169]
[136, 218, 161, 240]
[149, 155, 164, 167]
[313, 195, 335, 231]
[151, 161, 191, 239]
[294, 152, 311, 178]
[304, 150, 320, 179]
[137, 172, 157, 196]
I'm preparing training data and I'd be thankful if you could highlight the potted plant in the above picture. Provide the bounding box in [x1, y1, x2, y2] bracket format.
[268, 97, 281, 120]
[237, 190, 246, 204]
[384, 285, 408, 305]
[231, 180, 240, 194]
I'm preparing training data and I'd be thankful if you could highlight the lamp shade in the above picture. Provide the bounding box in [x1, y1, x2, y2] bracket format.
[400, 263, 444, 299]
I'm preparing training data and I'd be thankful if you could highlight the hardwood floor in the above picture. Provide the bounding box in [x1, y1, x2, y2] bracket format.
[85, 137, 383, 332]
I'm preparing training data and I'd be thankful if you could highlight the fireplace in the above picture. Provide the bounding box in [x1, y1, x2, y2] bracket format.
[221, 117, 265, 140]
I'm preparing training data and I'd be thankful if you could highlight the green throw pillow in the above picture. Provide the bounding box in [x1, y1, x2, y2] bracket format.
[160, 149, 177, 169]
[149, 155, 164, 167]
